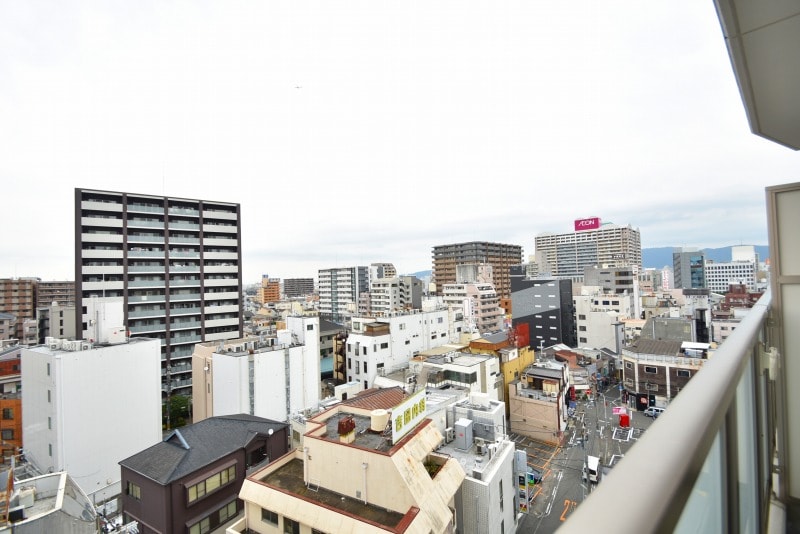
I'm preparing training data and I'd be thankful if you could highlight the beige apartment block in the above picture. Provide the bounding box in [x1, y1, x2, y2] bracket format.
[230, 394, 466, 534]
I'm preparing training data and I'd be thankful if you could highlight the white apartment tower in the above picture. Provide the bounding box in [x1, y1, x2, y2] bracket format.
[442, 282, 504, 334]
[317, 266, 369, 323]
[74, 188, 243, 398]
[534, 218, 642, 282]
[370, 275, 423, 316]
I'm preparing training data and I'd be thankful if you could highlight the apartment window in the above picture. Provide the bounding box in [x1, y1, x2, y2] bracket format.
[578, 326, 586, 332]
[499, 480, 504, 510]
[677, 369, 691, 378]
[363, 362, 367, 373]
[2, 408, 12, 420]
[126, 481, 141, 500]
[189, 518, 210, 534]
[644, 366, 658, 374]
[48, 444, 52, 457]
[261, 508, 278, 525]
[187, 465, 236, 503]
[578, 314, 586, 320]
[363, 380, 368, 389]
[47, 363, 50, 376]
[284, 517, 300, 534]
[48, 417, 52, 429]
[47, 390, 51, 403]
[307, 324, 313, 331]
[579, 337, 587, 343]
[625, 362, 633, 370]
[362, 347, 367, 356]
[399, 323, 406, 330]
[380, 342, 388, 349]
[347, 358, 351, 370]
[1, 430, 13, 441]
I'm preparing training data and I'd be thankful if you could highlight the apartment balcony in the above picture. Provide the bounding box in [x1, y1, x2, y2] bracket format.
[168, 206, 199, 217]
[81, 232, 123, 243]
[563, 184, 799, 532]
[169, 306, 201, 316]
[127, 203, 163, 214]
[204, 264, 237, 274]
[202, 209, 238, 221]
[81, 216, 123, 227]
[169, 293, 201, 302]
[127, 219, 164, 229]
[82, 249, 124, 259]
[128, 250, 165, 258]
[81, 200, 122, 212]
[204, 251, 238, 261]
[202, 223, 237, 233]
[167, 221, 200, 231]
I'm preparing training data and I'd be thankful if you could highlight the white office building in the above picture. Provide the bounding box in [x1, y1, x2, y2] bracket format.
[705, 260, 758, 293]
[534, 219, 642, 281]
[21, 335, 161, 502]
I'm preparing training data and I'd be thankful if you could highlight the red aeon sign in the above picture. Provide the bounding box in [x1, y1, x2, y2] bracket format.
[574, 217, 601, 231]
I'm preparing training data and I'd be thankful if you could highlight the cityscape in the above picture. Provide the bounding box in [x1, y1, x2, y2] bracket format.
[1, 2, 800, 534]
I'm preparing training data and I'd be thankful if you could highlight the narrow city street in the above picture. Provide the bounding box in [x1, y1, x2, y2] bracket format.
[513, 386, 656, 533]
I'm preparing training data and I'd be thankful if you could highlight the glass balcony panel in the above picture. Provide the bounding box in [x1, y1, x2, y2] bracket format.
[736, 362, 759, 534]
[675, 433, 724, 533]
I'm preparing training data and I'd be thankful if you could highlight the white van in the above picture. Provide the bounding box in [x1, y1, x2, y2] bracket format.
[644, 407, 665, 418]
[582, 455, 601, 483]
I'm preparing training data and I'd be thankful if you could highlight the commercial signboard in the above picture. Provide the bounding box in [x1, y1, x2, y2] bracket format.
[574, 217, 601, 231]
[391, 388, 427, 444]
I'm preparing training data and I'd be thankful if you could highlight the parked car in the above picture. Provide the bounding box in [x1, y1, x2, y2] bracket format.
[643, 407, 665, 418]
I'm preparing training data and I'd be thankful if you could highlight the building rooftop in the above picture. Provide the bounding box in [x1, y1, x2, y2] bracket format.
[256, 457, 408, 529]
[322, 412, 393, 452]
[120, 414, 287, 485]
[341, 387, 407, 411]
[626, 338, 684, 357]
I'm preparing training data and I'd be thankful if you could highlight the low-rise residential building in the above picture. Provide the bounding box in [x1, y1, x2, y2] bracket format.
[508, 360, 570, 446]
[120, 414, 289, 534]
[621, 339, 710, 409]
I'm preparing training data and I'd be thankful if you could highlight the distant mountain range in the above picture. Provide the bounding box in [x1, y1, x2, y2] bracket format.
[642, 245, 769, 269]
[407, 245, 769, 278]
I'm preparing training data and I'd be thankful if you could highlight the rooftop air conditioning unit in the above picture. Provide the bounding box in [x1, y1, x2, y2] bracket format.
[550, 391, 557, 397]
[445, 427, 455, 443]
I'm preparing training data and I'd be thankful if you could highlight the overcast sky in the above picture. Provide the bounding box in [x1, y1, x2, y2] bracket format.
[1, 1, 798, 284]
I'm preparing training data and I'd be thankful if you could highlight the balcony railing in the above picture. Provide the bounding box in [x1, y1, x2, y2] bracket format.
[562, 291, 778, 533]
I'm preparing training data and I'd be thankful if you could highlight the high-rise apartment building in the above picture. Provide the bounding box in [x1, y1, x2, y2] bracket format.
[432, 242, 523, 298]
[37, 280, 76, 307]
[283, 278, 315, 298]
[257, 275, 281, 304]
[74, 188, 243, 397]
[369, 275, 423, 316]
[0, 277, 39, 341]
[533, 218, 642, 282]
[672, 247, 707, 289]
[317, 266, 369, 323]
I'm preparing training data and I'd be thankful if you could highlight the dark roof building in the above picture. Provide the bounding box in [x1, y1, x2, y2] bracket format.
[119, 414, 289, 534]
